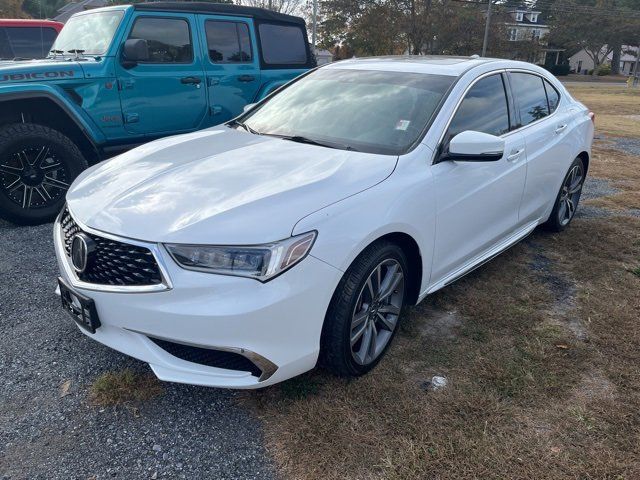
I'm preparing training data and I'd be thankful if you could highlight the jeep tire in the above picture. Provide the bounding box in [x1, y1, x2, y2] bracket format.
[0, 123, 87, 225]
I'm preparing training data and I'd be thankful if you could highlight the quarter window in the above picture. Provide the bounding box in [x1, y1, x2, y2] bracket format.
[205, 20, 252, 63]
[129, 17, 192, 64]
[446, 74, 510, 144]
[544, 79, 560, 114]
[258, 23, 307, 65]
[509, 72, 549, 126]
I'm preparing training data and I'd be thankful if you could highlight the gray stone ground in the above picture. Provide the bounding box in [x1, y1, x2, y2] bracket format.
[0, 220, 274, 480]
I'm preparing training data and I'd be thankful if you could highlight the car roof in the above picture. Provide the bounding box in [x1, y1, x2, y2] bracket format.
[0, 19, 64, 31]
[325, 55, 527, 77]
[134, 1, 306, 25]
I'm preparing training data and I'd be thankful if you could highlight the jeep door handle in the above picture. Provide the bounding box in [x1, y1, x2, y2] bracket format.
[506, 148, 524, 162]
[238, 75, 255, 83]
[181, 76, 202, 85]
[555, 124, 568, 134]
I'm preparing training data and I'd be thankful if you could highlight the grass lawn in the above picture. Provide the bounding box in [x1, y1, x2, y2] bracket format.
[244, 84, 640, 480]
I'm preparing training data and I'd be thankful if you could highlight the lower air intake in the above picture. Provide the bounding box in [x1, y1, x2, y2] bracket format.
[149, 337, 262, 377]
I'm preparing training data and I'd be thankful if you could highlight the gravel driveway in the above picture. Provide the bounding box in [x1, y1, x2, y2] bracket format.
[0, 220, 274, 480]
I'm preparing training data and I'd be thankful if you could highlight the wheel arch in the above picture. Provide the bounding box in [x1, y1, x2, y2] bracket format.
[0, 91, 101, 164]
[577, 150, 590, 173]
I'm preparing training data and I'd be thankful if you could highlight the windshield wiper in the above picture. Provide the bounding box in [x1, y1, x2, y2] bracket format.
[229, 119, 261, 135]
[268, 134, 358, 152]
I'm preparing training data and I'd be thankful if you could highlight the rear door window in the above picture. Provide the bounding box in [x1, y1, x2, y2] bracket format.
[205, 20, 252, 63]
[509, 72, 550, 127]
[446, 73, 511, 144]
[4, 27, 57, 59]
[258, 23, 306, 65]
[129, 17, 193, 63]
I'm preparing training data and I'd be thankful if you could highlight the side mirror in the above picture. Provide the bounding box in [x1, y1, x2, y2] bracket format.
[243, 103, 256, 113]
[442, 130, 505, 162]
[121, 39, 149, 68]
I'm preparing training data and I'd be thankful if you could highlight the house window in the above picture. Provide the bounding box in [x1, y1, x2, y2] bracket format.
[531, 29, 541, 41]
[515, 12, 524, 21]
[529, 13, 538, 23]
[509, 29, 518, 41]
[578, 60, 583, 73]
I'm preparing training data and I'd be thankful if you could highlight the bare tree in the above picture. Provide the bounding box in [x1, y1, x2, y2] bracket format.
[236, 0, 306, 15]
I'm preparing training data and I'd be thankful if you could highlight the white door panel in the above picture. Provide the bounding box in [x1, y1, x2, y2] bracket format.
[431, 131, 527, 283]
[518, 110, 575, 223]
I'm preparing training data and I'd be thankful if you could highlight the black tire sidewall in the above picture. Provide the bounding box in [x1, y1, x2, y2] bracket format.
[0, 124, 87, 225]
[545, 156, 585, 232]
[322, 241, 409, 377]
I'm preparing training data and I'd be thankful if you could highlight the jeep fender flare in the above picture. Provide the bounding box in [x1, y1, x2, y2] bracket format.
[0, 84, 105, 150]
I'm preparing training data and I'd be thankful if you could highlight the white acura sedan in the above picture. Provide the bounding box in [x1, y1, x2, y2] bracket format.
[54, 56, 594, 388]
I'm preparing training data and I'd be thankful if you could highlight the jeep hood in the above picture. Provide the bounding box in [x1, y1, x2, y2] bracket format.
[66, 127, 397, 244]
[0, 59, 85, 83]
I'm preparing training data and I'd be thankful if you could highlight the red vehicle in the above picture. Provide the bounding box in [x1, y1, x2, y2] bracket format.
[0, 19, 64, 60]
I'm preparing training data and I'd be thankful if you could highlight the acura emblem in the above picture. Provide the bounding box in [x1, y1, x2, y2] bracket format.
[71, 233, 95, 273]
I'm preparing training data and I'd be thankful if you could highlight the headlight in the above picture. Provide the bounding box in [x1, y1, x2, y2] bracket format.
[165, 231, 317, 282]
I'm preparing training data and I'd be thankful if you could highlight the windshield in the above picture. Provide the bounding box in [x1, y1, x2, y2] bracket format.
[51, 10, 124, 56]
[243, 68, 455, 155]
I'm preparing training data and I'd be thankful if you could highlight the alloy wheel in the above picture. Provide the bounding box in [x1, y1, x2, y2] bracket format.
[350, 258, 405, 365]
[557, 163, 584, 226]
[0, 145, 70, 209]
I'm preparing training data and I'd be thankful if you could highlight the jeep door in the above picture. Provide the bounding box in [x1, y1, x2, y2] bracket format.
[197, 15, 261, 125]
[116, 13, 208, 135]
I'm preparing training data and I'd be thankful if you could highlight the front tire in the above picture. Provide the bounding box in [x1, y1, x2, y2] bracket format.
[544, 156, 586, 232]
[320, 240, 408, 377]
[0, 123, 87, 225]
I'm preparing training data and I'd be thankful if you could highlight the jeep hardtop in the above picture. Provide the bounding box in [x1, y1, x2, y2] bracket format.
[0, 2, 315, 224]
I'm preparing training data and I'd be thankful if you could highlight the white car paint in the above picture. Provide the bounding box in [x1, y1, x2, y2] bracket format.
[55, 56, 594, 388]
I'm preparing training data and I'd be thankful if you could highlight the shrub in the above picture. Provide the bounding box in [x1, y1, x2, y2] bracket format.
[542, 63, 571, 76]
[597, 64, 612, 76]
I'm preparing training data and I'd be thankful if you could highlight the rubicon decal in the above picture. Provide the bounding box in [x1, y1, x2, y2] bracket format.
[0, 71, 75, 82]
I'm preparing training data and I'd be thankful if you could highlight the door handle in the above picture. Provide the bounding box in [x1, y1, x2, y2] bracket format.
[507, 148, 524, 162]
[180, 76, 202, 85]
[238, 75, 255, 83]
[555, 124, 568, 134]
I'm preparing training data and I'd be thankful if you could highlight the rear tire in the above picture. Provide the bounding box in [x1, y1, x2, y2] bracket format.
[320, 240, 408, 377]
[0, 123, 87, 225]
[544, 156, 586, 232]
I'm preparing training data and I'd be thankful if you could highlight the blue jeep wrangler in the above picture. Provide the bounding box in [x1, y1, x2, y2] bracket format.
[0, 2, 315, 224]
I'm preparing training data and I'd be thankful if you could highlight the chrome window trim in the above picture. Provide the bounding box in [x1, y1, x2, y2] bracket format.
[433, 67, 562, 163]
[55, 208, 173, 293]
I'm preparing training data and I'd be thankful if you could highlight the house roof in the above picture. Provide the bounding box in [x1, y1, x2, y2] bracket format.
[54, 0, 108, 23]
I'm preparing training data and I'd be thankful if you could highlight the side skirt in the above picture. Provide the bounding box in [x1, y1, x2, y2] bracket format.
[417, 219, 540, 302]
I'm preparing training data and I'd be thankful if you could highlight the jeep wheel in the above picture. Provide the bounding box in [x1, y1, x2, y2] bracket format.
[0, 123, 87, 225]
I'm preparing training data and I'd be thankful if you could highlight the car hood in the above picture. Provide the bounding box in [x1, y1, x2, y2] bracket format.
[67, 128, 397, 244]
[0, 58, 85, 83]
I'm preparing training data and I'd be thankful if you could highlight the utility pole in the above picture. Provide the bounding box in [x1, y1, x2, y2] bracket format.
[311, 0, 318, 53]
[482, 0, 492, 57]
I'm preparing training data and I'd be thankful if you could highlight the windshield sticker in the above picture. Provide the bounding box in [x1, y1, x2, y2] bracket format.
[395, 120, 411, 131]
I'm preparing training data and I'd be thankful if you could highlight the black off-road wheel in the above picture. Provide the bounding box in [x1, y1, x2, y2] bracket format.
[0, 123, 87, 225]
[320, 240, 408, 377]
[544, 156, 586, 233]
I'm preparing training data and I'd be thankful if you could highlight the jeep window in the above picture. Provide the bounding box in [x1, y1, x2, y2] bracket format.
[258, 23, 306, 65]
[205, 20, 252, 63]
[52, 10, 123, 56]
[243, 68, 454, 155]
[4, 27, 57, 59]
[0, 28, 12, 60]
[129, 17, 193, 64]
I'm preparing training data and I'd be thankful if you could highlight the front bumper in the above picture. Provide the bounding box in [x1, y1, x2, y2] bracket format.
[54, 216, 342, 389]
